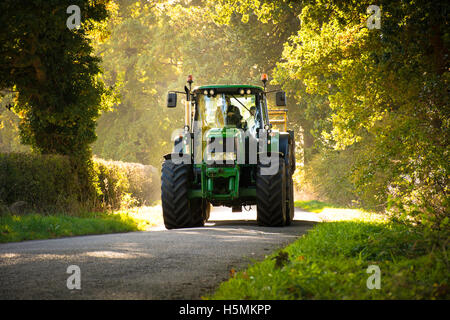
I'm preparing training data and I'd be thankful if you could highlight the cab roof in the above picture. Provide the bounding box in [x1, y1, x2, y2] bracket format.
[193, 84, 264, 93]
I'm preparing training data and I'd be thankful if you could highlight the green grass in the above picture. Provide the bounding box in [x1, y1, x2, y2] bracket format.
[0, 212, 144, 243]
[294, 200, 344, 213]
[207, 201, 449, 300]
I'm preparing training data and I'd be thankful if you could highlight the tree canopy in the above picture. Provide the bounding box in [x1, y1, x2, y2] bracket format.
[91, 0, 297, 165]
[209, 0, 449, 225]
[0, 0, 115, 158]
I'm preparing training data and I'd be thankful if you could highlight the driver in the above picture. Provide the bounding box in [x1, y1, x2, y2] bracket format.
[225, 96, 243, 127]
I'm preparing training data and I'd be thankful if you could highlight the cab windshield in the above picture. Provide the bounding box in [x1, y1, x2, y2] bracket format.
[196, 93, 261, 133]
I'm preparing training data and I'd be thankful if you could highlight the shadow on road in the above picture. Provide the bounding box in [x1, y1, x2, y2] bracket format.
[206, 219, 318, 228]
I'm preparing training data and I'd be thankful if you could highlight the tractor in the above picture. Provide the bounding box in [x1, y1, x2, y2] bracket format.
[161, 74, 295, 229]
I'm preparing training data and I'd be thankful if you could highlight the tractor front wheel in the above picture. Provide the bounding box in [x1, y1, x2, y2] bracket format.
[161, 160, 204, 229]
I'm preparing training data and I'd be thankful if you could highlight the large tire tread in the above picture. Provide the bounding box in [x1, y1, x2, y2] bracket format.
[256, 159, 287, 227]
[161, 161, 203, 229]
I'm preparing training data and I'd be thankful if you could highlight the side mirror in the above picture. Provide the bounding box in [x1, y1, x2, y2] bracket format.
[275, 91, 287, 106]
[167, 93, 177, 108]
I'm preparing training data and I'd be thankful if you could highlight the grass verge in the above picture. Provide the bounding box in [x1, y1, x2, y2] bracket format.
[294, 200, 341, 213]
[0, 205, 163, 243]
[207, 201, 449, 300]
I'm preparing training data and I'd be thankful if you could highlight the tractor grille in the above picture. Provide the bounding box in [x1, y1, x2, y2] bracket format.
[207, 137, 236, 152]
[206, 136, 237, 166]
[212, 177, 230, 194]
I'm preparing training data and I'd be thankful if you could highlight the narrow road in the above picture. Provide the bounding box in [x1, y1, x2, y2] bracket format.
[0, 207, 318, 299]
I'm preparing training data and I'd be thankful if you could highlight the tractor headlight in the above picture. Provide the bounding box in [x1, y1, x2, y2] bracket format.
[207, 152, 237, 162]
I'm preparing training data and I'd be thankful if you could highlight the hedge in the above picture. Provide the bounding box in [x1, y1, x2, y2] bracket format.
[94, 157, 159, 209]
[0, 153, 160, 214]
[0, 153, 81, 213]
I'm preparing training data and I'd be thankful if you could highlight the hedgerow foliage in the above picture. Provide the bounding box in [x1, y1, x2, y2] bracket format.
[94, 157, 159, 209]
[0, 153, 159, 214]
[274, 0, 449, 232]
[0, 1, 120, 208]
[0, 153, 82, 213]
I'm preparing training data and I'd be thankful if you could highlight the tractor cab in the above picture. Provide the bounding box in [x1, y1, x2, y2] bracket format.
[193, 85, 265, 135]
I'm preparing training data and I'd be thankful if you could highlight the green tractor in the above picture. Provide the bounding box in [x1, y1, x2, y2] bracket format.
[161, 74, 295, 229]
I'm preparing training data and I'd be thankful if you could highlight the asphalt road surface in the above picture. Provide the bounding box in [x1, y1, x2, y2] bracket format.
[0, 207, 319, 300]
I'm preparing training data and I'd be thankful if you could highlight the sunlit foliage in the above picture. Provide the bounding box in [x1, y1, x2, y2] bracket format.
[92, 0, 298, 165]
[212, 0, 449, 232]
[0, 0, 116, 158]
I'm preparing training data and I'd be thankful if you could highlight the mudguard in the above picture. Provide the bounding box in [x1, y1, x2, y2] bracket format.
[279, 131, 295, 173]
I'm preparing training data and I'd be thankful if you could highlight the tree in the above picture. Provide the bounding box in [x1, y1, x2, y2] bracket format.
[0, 0, 115, 159]
[211, 0, 449, 226]
[274, 0, 449, 222]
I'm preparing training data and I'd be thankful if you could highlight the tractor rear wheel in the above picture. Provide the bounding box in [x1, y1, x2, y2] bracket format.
[161, 160, 204, 229]
[256, 158, 287, 227]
